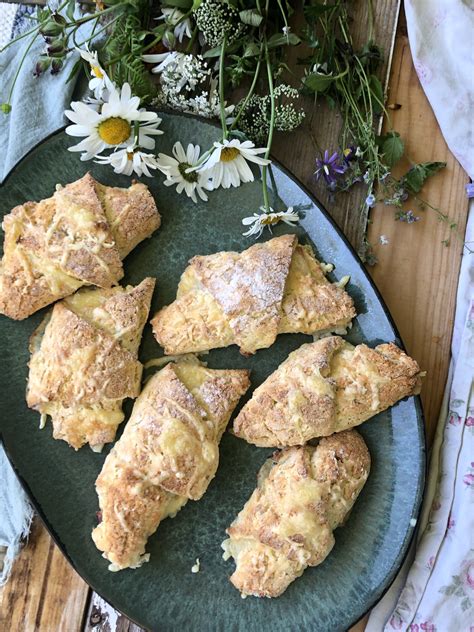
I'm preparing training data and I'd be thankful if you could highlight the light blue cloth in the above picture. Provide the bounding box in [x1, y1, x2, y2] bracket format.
[0, 5, 92, 585]
[0, 7, 91, 182]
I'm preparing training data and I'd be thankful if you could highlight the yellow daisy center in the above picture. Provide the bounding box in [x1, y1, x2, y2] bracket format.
[97, 117, 131, 145]
[220, 147, 240, 162]
[92, 65, 103, 79]
[261, 215, 279, 226]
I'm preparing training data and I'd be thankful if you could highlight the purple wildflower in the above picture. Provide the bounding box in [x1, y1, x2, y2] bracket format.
[466, 183, 474, 198]
[315, 150, 346, 186]
[396, 210, 420, 223]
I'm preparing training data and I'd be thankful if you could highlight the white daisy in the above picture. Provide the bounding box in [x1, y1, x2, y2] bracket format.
[242, 207, 300, 238]
[158, 7, 193, 43]
[65, 83, 160, 160]
[156, 142, 213, 203]
[77, 47, 111, 99]
[195, 139, 270, 189]
[95, 146, 160, 177]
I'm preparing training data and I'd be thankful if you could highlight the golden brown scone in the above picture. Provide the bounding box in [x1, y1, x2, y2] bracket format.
[92, 360, 250, 571]
[151, 235, 355, 356]
[26, 277, 155, 450]
[0, 173, 160, 320]
[234, 336, 423, 447]
[222, 430, 370, 598]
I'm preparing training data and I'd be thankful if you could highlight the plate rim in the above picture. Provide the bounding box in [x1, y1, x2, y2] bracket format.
[0, 114, 427, 631]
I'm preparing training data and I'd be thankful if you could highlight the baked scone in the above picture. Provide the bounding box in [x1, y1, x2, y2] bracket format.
[151, 234, 355, 356]
[0, 173, 160, 320]
[234, 335, 423, 447]
[92, 360, 250, 570]
[26, 277, 155, 450]
[222, 430, 370, 598]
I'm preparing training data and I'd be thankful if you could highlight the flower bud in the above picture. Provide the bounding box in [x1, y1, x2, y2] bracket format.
[46, 39, 66, 56]
[34, 56, 51, 77]
[1, 103, 12, 114]
[51, 58, 64, 75]
[39, 21, 63, 37]
[52, 12, 67, 26]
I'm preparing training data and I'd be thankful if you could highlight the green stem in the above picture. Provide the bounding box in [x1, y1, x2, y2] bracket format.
[276, 0, 289, 34]
[69, 4, 124, 26]
[185, 25, 198, 53]
[218, 35, 227, 140]
[261, 45, 275, 212]
[5, 32, 38, 108]
[75, 13, 122, 48]
[230, 54, 262, 132]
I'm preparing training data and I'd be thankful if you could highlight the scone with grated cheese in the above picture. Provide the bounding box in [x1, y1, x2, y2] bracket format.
[233, 336, 423, 447]
[92, 360, 250, 570]
[222, 430, 370, 598]
[151, 234, 355, 356]
[0, 173, 160, 320]
[26, 277, 155, 450]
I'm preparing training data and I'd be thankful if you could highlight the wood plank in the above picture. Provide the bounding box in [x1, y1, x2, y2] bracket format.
[0, 518, 89, 632]
[272, 0, 401, 255]
[365, 18, 469, 446]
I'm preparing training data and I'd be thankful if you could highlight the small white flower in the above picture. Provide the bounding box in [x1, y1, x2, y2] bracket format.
[159, 7, 193, 43]
[78, 47, 111, 99]
[242, 207, 299, 239]
[156, 142, 213, 203]
[312, 62, 332, 76]
[194, 139, 270, 189]
[282, 26, 291, 36]
[379, 235, 389, 245]
[95, 146, 160, 177]
[65, 83, 160, 160]
[142, 51, 185, 75]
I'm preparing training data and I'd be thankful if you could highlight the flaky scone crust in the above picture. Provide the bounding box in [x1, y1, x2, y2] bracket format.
[233, 336, 423, 447]
[92, 362, 250, 570]
[26, 278, 155, 449]
[224, 430, 370, 598]
[151, 236, 355, 356]
[0, 173, 160, 320]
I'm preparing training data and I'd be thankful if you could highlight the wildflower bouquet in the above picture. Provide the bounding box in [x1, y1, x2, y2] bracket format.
[1, 0, 460, 251]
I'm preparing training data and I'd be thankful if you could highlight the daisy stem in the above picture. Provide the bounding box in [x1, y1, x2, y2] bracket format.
[230, 54, 263, 132]
[261, 44, 275, 213]
[219, 35, 228, 140]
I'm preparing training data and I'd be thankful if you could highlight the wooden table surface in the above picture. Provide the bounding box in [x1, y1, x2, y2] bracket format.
[0, 5, 470, 632]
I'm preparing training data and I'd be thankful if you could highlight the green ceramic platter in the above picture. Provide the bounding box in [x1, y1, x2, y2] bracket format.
[0, 113, 425, 632]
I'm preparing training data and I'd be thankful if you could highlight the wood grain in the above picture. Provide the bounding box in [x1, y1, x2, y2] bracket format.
[0, 4, 469, 632]
[366, 19, 469, 445]
[0, 518, 89, 632]
[272, 0, 401, 255]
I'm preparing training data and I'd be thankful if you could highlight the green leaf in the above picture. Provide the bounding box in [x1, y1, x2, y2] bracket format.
[66, 57, 83, 84]
[267, 32, 300, 48]
[382, 132, 404, 167]
[304, 72, 333, 93]
[239, 9, 262, 27]
[304, 4, 335, 20]
[203, 45, 222, 58]
[403, 161, 446, 194]
[164, 0, 193, 9]
[66, 0, 75, 23]
[242, 42, 260, 57]
[369, 74, 384, 114]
